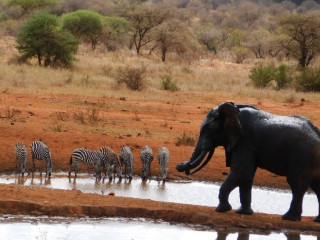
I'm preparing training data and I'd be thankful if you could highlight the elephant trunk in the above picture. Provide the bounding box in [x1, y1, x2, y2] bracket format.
[176, 137, 215, 175]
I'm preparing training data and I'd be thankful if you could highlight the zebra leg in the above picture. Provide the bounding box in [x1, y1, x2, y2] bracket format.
[95, 164, 102, 181]
[39, 160, 44, 176]
[32, 157, 35, 174]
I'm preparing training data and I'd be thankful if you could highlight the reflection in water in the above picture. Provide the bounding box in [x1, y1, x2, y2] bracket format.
[0, 173, 318, 217]
[215, 229, 319, 240]
[0, 216, 318, 240]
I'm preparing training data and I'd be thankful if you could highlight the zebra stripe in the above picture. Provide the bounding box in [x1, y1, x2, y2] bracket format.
[157, 147, 170, 181]
[140, 146, 153, 180]
[99, 146, 122, 181]
[69, 148, 106, 179]
[15, 142, 27, 176]
[30, 140, 52, 177]
[119, 146, 134, 181]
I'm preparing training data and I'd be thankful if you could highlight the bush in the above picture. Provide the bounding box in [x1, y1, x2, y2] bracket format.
[274, 64, 293, 90]
[176, 133, 196, 146]
[295, 67, 320, 92]
[249, 65, 276, 88]
[16, 11, 80, 67]
[160, 74, 180, 91]
[115, 65, 146, 91]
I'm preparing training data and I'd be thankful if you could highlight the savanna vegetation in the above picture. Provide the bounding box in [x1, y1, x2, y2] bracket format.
[0, 0, 320, 98]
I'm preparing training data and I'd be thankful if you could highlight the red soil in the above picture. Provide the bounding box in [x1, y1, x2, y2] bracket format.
[1, 91, 320, 232]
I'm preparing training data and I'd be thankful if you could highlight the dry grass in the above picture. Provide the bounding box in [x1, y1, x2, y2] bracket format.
[1, 36, 320, 104]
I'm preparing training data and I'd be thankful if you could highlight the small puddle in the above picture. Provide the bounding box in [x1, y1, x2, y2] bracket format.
[0, 173, 318, 217]
[0, 215, 318, 240]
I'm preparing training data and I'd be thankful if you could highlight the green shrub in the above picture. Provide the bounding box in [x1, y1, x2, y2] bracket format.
[115, 65, 146, 91]
[274, 64, 293, 90]
[160, 74, 180, 91]
[295, 67, 320, 92]
[16, 11, 79, 67]
[249, 65, 276, 88]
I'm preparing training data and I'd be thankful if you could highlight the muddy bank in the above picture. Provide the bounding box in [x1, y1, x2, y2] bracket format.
[0, 184, 319, 233]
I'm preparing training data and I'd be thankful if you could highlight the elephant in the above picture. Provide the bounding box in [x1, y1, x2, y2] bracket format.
[176, 102, 320, 222]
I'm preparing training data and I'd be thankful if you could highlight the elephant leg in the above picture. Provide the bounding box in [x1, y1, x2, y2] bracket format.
[283, 174, 310, 221]
[235, 182, 254, 215]
[310, 179, 320, 222]
[216, 171, 239, 212]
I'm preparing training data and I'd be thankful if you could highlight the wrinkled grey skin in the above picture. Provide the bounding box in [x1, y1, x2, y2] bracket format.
[176, 102, 320, 222]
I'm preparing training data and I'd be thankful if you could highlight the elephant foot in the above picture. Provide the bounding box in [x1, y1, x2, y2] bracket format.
[282, 212, 301, 221]
[216, 202, 232, 212]
[314, 216, 320, 223]
[235, 205, 253, 215]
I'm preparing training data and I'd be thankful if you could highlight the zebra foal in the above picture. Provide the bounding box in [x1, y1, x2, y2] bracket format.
[99, 146, 122, 181]
[15, 142, 28, 176]
[157, 147, 170, 182]
[140, 145, 153, 181]
[119, 146, 134, 181]
[69, 148, 106, 180]
[30, 140, 52, 177]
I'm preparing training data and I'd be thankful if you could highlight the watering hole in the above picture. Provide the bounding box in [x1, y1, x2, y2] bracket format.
[0, 215, 318, 240]
[0, 173, 318, 217]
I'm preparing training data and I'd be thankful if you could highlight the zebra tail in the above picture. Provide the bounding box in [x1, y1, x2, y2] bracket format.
[70, 155, 73, 165]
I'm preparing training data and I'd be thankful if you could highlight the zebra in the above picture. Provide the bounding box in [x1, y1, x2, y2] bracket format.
[30, 140, 52, 177]
[99, 146, 122, 181]
[140, 145, 153, 181]
[15, 142, 28, 176]
[119, 146, 134, 181]
[69, 148, 106, 180]
[157, 147, 170, 182]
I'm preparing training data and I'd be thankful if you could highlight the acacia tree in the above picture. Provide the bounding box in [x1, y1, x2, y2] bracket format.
[62, 10, 103, 50]
[6, 0, 56, 14]
[121, 4, 169, 54]
[278, 13, 320, 67]
[16, 11, 79, 67]
[153, 20, 199, 62]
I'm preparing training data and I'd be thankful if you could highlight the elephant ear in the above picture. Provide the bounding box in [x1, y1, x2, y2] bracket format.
[218, 102, 241, 150]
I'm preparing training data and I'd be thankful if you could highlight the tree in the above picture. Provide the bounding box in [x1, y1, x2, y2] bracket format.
[16, 11, 80, 67]
[6, 0, 56, 14]
[121, 4, 169, 54]
[153, 20, 198, 62]
[246, 28, 271, 59]
[102, 16, 131, 50]
[278, 13, 320, 67]
[62, 10, 103, 50]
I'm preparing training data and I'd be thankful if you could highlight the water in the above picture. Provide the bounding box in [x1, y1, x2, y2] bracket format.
[0, 215, 318, 240]
[0, 173, 318, 217]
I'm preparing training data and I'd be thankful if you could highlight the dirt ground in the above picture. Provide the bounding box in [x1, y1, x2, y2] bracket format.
[1, 91, 320, 233]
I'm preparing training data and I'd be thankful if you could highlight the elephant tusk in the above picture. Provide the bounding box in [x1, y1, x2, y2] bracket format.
[189, 150, 214, 175]
[188, 151, 208, 169]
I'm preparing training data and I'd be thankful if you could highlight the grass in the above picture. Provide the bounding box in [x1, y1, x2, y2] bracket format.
[1, 36, 320, 105]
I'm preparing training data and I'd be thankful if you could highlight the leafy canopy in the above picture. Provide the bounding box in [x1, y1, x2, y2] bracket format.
[62, 10, 103, 50]
[16, 11, 80, 67]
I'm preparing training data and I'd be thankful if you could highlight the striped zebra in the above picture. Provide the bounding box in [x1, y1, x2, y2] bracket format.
[157, 147, 170, 182]
[119, 146, 134, 181]
[140, 145, 153, 181]
[30, 140, 52, 177]
[15, 142, 28, 176]
[99, 146, 122, 181]
[69, 148, 106, 180]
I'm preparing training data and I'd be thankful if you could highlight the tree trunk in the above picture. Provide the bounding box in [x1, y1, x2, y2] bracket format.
[37, 53, 42, 66]
[161, 48, 167, 62]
